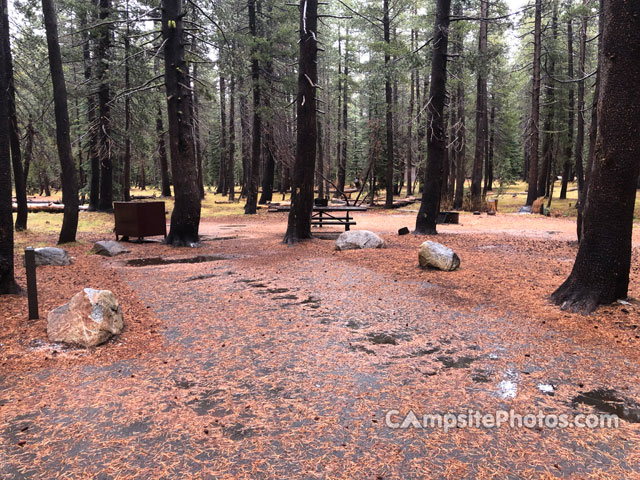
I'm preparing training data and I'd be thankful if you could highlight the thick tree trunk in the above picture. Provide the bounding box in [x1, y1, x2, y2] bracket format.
[283, 0, 318, 243]
[383, 0, 395, 208]
[0, 7, 19, 293]
[551, 0, 640, 313]
[244, 0, 262, 214]
[42, 0, 79, 244]
[162, 0, 201, 246]
[156, 103, 172, 197]
[96, 0, 113, 211]
[2, 0, 27, 231]
[559, 17, 574, 200]
[470, 0, 488, 211]
[525, 0, 542, 206]
[414, 0, 451, 234]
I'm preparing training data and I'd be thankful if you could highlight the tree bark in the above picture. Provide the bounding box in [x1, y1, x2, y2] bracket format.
[470, 0, 488, 211]
[383, 0, 395, 208]
[162, 0, 201, 246]
[156, 102, 172, 197]
[42, 0, 79, 244]
[217, 75, 227, 194]
[414, 0, 451, 234]
[0, 5, 19, 293]
[525, 0, 542, 206]
[1, 0, 27, 231]
[539, 0, 558, 198]
[96, 0, 113, 211]
[559, 15, 574, 200]
[244, 0, 262, 214]
[227, 73, 236, 201]
[283, 0, 318, 243]
[123, 5, 132, 202]
[551, 0, 640, 313]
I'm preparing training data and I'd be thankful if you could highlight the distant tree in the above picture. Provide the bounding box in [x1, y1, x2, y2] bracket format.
[551, 0, 640, 313]
[525, 0, 542, 206]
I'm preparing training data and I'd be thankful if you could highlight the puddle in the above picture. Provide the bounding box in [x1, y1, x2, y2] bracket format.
[367, 333, 398, 346]
[410, 346, 440, 357]
[572, 389, 640, 423]
[350, 344, 376, 355]
[437, 355, 476, 369]
[127, 255, 226, 267]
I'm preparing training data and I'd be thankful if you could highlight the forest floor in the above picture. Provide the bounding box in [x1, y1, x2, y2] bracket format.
[1, 201, 640, 479]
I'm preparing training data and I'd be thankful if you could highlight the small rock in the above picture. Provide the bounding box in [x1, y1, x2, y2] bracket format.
[418, 241, 460, 271]
[398, 227, 410, 236]
[47, 289, 124, 347]
[335, 230, 385, 251]
[26, 247, 71, 266]
[91, 240, 130, 257]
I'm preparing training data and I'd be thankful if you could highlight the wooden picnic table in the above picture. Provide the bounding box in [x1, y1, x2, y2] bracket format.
[268, 205, 368, 231]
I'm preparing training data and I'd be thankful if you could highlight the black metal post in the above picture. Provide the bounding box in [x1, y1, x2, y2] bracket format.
[24, 247, 39, 320]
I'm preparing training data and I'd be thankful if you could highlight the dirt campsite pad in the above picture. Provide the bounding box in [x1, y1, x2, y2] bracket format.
[1, 211, 640, 479]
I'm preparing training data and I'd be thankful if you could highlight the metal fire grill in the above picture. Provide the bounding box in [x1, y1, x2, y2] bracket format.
[114, 201, 167, 241]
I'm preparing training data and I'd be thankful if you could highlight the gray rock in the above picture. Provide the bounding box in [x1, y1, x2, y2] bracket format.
[27, 247, 71, 266]
[335, 230, 385, 251]
[418, 241, 460, 271]
[47, 288, 124, 347]
[91, 240, 130, 257]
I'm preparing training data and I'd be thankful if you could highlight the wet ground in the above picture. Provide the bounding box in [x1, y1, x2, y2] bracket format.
[1, 212, 640, 478]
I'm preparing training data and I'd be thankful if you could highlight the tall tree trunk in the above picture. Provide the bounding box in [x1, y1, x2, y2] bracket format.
[0, 5, 19, 293]
[23, 117, 34, 183]
[162, 0, 201, 246]
[525, 0, 542, 206]
[82, 11, 100, 211]
[2, 0, 27, 231]
[283, 0, 318, 243]
[156, 102, 172, 197]
[560, 15, 574, 200]
[577, 0, 603, 241]
[217, 75, 227, 194]
[191, 39, 205, 200]
[551, 0, 640, 313]
[340, 31, 349, 197]
[96, 0, 112, 211]
[239, 77, 250, 197]
[244, 0, 262, 214]
[227, 73, 236, 201]
[383, 0, 395, 208]
[470, 0, 488, 210]
[407, 27, 415, 198]
[42, 0, 79, 244]
[574, 1, 587, 199]
[123, 4, 132, 202]
[539, 0, 558, 198]
[452, 0, 465, 210]
[414, 0, 451, 234]
[485, 100, 495, 194]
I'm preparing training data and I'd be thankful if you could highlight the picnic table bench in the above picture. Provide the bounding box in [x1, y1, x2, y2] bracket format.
[268, 205, 368, 231]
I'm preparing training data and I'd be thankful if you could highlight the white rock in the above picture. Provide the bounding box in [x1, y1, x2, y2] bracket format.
[26, 247, 71, 266]
[47, 289, 124, 347]
[91, 240, 130, 257]
[418, 241, 460, 271]
[335, 230, 385, 251]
